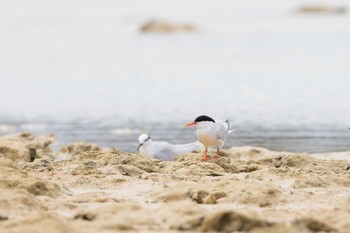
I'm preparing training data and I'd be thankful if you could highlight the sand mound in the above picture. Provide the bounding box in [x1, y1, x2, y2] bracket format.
[0, 132, 54, 163]
[1, 213, 73, 233]
[0, 157, 59, 218]
[154, 184, 227, 204]
[0, 189, 44, 218]
[17, 180, 60, 197]
[200, 211, 273, 232]
[165, 158, 225, 178]
[294, 218, 335, 233]
[22, 156, 53, 172]
[0, 157, 61, 197]
[55, 142, 103, 161]
[227, 146, 280, 160]
[1, 134, 350, 232]
[59, 142, 101, 155]
[0, 155, 62, 224]
[152, 178, 284, 207]
[77, 201, 206, 231]
[71, 151, 160, 174]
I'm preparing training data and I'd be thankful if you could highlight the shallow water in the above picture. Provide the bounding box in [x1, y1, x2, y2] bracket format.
[0, 118, 349, 153]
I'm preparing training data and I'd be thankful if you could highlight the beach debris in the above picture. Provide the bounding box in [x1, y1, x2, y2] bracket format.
[29, 148, 37, 162]
[296, 5, 347, 15]
[140, 20, 197, 33]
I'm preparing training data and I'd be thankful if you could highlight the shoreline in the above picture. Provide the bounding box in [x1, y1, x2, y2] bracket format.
[1, 119, 349, 154]
[1, 132, 350, 232]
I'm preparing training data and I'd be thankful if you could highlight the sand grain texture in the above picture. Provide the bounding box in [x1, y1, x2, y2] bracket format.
[1, 133, 350, 232]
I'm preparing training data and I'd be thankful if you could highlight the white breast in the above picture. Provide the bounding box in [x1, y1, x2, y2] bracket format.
[196, 125, 224, 148]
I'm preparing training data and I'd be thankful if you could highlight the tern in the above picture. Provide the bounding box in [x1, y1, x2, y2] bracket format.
[137, 133, 203, 161]
[185, 115, 235, 161]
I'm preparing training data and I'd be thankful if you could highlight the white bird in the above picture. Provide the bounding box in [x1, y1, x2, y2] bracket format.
[185, 115, 235, 160]
[137, 133, 203, 161]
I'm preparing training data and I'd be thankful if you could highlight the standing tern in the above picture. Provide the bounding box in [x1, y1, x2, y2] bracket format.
[137, 133, 203, 161]
[185, 115, 235, 160]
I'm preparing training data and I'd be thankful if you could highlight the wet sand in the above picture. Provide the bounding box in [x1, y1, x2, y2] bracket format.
[1, 133, 350, 233]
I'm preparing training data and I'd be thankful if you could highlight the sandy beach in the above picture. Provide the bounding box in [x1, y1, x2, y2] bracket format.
[0, 132, 349, 233]
[1, 1, 350, 232]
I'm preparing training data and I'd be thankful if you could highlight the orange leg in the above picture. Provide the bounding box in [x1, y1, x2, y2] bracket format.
[202, 147, 209, 161]
[215, 147, 220, 160]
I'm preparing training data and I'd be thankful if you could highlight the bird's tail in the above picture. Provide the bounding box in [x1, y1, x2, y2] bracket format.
[222, 118, 236, 134]
[228, 129, 236, 134]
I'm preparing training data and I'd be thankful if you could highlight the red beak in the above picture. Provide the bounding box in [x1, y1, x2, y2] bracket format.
[185, 122, 197, 127]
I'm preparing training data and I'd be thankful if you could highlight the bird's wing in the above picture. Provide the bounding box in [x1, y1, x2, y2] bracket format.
[173, 141, 203, 154]
[221, 118, 230, 132]
[152, 142, 177, 161]
[228, 129, 236, 134]
[216, 122, 228, 140]
[153, 141, 203, 160]
[217, 118, 237, 138]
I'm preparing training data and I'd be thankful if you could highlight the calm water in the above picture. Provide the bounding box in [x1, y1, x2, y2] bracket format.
[1, 0, 350, 152]
[0, 118, 349, 153]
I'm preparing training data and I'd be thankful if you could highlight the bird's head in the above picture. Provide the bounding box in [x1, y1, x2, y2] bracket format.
[185, 115, 215, 128]
[137, 133, 152, 150]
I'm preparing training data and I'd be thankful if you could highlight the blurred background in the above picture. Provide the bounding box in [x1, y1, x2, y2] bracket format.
[0, 0, 349, 152]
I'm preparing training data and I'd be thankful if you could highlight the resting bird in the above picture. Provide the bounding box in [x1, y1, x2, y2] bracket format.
[137, 133, 203, 161]
[185, 115, 235, 160]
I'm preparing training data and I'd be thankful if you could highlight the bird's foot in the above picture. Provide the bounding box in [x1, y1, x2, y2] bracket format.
[214, 155, 220, 160]
[201, 155, 210, 161]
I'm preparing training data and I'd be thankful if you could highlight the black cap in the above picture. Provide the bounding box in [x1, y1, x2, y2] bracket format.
[194, 115, 215, 123]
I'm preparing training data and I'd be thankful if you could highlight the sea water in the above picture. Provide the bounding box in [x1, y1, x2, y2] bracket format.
[0, 0, 350, 152]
